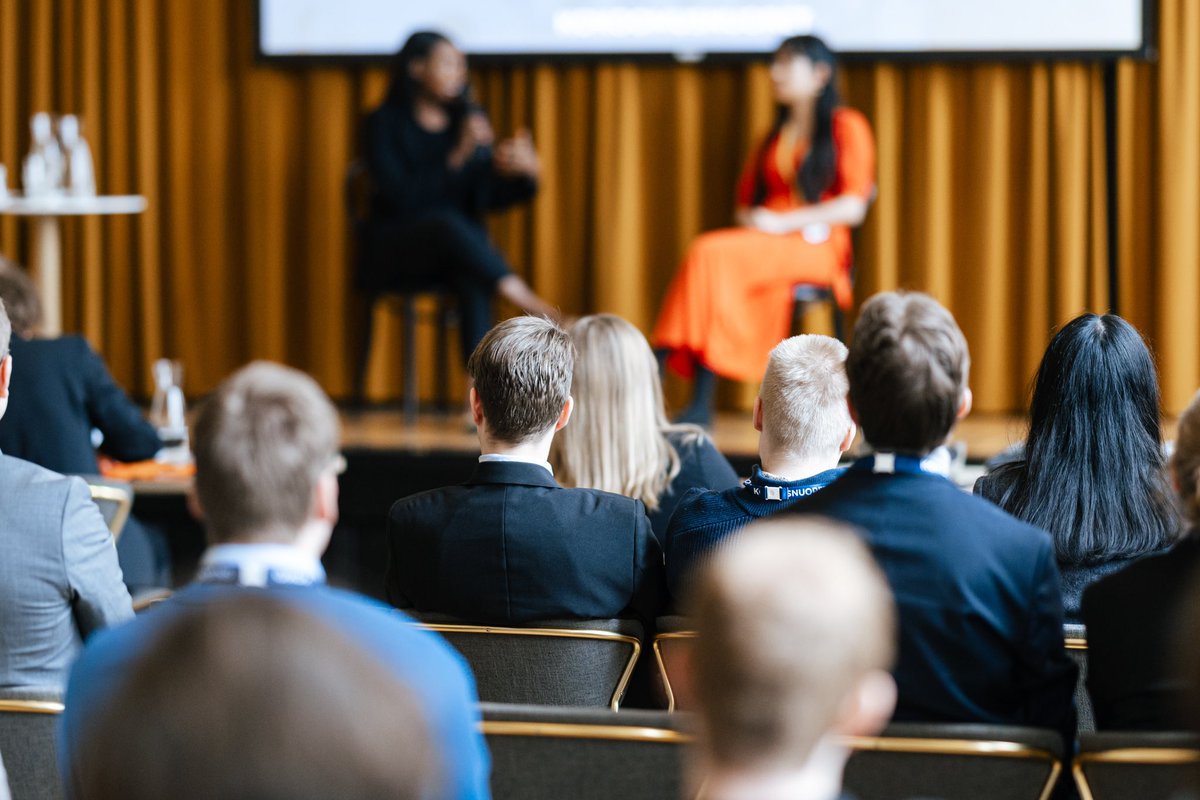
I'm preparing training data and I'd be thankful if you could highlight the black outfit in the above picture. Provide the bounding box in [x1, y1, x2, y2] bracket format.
[0, 335, 166, 589]
[1082, 533, 1200, 730]
[645, 431, 739, 543]
[362, 103, 537, 361]
[782, 457, 1078, 748]
[664, 465, 845, 601]
[975, 466, 1164, 624]
[386, 460, 665, 630]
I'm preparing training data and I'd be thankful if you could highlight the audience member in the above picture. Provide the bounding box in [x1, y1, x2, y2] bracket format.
[551, 313, 738, 542]
[781, 291, 1078, 746]
[686, 518, 896, 800]
[72, 593, 441, 800]
[387, 315, 665, 627]
[61, 362, 490, 800]
[976, 313, 1180, 621]
[665, 334, 853, 600]
[1083, 386, 1200, 729]
[0, 298, 132, 691]
[0, 260, 168, 591]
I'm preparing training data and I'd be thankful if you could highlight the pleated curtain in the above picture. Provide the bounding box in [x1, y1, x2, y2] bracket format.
[0, 1, 1194, 414]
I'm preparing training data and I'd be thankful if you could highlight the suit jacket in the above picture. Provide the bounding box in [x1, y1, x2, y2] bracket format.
[782, 466, 1078, 746]
[0, 335, 161, 474]
[1082, 533, 1200, 730]
[0, 453, 133, 691]
[387, 460, 665, 626]
[60, 583, 491, 800]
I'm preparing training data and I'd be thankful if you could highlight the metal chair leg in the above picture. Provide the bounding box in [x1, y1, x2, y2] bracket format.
[402, 295, 419, 426]
[353, 295, 377, 407]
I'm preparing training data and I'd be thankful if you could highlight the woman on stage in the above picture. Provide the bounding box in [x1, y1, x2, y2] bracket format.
[361, 31, 559, 363]
[653, 34, 875, 424]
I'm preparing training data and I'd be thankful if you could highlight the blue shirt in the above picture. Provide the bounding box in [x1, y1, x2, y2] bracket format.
[60, 545, 491, 800]
[664, 465, 844, 601]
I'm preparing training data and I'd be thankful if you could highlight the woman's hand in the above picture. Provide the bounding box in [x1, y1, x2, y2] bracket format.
[448, 111, 495, 171]
[494, 129, 541, 180]
[744, 207, 790, 235]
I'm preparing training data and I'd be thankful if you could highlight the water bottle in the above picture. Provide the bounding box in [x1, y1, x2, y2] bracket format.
[59, 115, 96, 197]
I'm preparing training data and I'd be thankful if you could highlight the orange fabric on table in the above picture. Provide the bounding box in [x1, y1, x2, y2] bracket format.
[653, 107, 875, 382]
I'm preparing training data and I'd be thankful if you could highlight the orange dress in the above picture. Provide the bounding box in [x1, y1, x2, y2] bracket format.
[653, 107, 875, 382]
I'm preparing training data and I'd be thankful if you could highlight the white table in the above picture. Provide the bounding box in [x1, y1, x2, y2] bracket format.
[0, 194, 147, 335]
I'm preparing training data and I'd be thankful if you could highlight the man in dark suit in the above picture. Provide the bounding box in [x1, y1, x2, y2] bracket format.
[1083, 387, 1200, 730]
[387, 315, 664, 626]
[0, 261, 165, 590]
[781, 291, 1077, 747]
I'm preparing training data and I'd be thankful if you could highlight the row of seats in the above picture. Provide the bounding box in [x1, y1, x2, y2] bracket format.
[3, 693, 1195, 800]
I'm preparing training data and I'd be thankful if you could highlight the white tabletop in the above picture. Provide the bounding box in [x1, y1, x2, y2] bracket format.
[0, 194, 147, 216]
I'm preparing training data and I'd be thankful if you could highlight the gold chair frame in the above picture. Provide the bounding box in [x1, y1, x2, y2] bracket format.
[87, 483, 133, 542]
[1072, 745, 1200, 800]
[0, 699, 64, 715]
[419, 623, 642, 711]
[652, 631, 696, 712]
[481, 719, 689, 743]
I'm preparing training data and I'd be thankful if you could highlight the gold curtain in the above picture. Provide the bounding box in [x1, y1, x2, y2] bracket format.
[0, 1, 1181, 413]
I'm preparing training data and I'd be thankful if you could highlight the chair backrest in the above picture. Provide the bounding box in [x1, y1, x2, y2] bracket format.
[411, 613, 643, 710]
[1063, 623, 1095, 735]
[842, 722, 1064, 800]
[82, 477, 133, 541]
[0, 691, 65, 800]
[1074, 731, 1200, 800]
[480, 703, 688, 800]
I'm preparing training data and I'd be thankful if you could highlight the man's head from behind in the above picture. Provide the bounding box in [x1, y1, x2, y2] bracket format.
[686, 518, 897, 779]
[757, 334, 854, 466]
[73, 593, 441, 800]
[847, 291, 971, 455]
[191, 362, 340, 550]
[466, 315, 575, 445]
[0, 258, 42, 338]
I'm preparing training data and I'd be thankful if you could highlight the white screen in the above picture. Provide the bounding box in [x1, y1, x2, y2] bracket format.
[258, 0, 1147, 60]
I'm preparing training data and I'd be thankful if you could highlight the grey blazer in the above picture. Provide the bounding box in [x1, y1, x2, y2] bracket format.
[0, 453, 133, 691]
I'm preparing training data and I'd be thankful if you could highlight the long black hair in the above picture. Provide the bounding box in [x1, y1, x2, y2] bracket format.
[383, 31, 469, 135]
[752, 34, 839, 205]
[989, 314, 1180, 565]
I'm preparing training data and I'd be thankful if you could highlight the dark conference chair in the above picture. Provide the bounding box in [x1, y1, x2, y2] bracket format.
[1073, 731, 1200, 800]
[652, 615, 695, 712]
[411, 613, 643, 710]
[480, 703, 688, 800]
[0, 691, 65, 800]
[1063, 622, 1095, 734]
[83, 476, 134, 541]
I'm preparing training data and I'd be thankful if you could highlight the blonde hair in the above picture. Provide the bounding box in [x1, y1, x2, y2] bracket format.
[551, 314, 701, 512]
[192, 362, 340, 542]
[760, 334, 851, 458]
[1171, 389, 1200, 527]
[687, 517, 896, 771]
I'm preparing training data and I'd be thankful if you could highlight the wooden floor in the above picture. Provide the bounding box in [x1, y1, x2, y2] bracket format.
[340, 407, 1037, 463]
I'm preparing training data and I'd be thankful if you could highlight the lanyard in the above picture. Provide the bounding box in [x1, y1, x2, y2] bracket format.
[195, 561, 321, 588]
[849, 453, 929, 476]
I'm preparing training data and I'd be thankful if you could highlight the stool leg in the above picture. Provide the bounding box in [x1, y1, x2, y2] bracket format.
[354, 296, 377, 407]
[402, 295, 418, 425]
[435, 297, 451, 414]
[833, 305, 846, 342]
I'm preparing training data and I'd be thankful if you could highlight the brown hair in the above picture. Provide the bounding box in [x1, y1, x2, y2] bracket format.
[847, 291, 970, 455]
[0, 298, 9, 359]
[192, 362, 340, 543]
[72, 593, 441, 800]
[687, 518, 896, 772]
[1171, 389, 1200, 527]
[467, 315, 574, 444]
[0, 259, 41, 336]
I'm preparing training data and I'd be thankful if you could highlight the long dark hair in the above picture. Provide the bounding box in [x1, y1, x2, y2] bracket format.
[752, 35, 839, 205]
[990, 314, 1180, 565]
[383, 31, 469, 134]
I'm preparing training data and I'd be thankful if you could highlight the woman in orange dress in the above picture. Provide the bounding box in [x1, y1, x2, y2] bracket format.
[653, 34, 875, 424]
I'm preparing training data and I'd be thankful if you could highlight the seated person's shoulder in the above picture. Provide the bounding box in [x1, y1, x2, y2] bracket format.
[0, 453, 79, 495]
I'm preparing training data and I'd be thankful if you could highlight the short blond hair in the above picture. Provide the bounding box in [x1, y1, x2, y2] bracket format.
[467, 316, 574, 444]
[687, 518, 896, 771]
[760, 334, 851, 459]
[847, 291, 970, 455]
[551, 314, 700, 511]
[192, 362, 340, 542]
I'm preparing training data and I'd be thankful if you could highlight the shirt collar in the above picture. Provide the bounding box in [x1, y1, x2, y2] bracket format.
[198, 543, 326, 588]
[478, 452, 554, 476]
